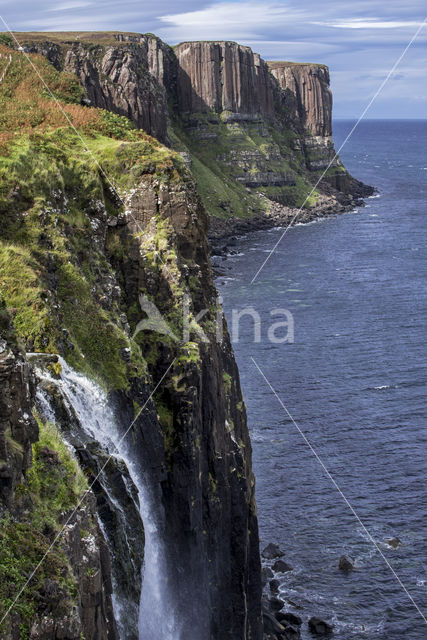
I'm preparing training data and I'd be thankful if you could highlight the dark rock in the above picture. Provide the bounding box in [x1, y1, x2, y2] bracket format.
[338, 555, 354, 572]
[273, 559, 293, 573]
[276, 612, 303, 627]
[386, 537, 402, 549]
[269, 596, 285, 612]
[261, 566, 274, 586]
[39, 446, 60, 466]
[270, 578, 280, 593]
[281, 622, 301, 639]
[262, 543, 285, 559]
[263, 610, 286, 635]
[308, 616, 334, 635]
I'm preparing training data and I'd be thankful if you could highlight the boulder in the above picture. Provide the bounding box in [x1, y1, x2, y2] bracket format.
[262, 543, 285, 559]
[308, 616, 334, 635]
[270, 578, 280, 593]
[269, 596, 285, 612]
[386, 537, 402, 549]
[276, 611, 303, 627]
[273, 559, 293, 573]
[263, 610, 286, 635]
[338, 555, 354, 572]
[262, 565, 274, 586]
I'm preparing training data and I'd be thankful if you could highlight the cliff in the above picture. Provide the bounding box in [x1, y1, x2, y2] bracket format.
[176, 41, 275, 119]
[20, 31, 176, 144]
[0, 307, 118, 639]
[12, 32, 372, 225]
[268, 62, 332, 137]
[0, 43, 262, 639]
[0, 31, 373, 639]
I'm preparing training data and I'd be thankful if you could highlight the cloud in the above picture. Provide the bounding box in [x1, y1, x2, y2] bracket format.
[314, 18, 424, 30]
[158, 1, 304, 42]
[48, 1, 93, 11]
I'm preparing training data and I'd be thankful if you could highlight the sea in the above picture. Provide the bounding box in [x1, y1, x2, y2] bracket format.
[215, 120, 427, 639]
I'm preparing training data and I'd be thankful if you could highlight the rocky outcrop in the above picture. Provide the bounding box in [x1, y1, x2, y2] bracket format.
[0, 308, 119, 640]
[23, 34, 176, 143]
[268, 62, 332, 137]
[0, 302, 38, 513]
[176, 41, 275, 119]
[108, 171, 263, 639]
[30, 498, 119, 640]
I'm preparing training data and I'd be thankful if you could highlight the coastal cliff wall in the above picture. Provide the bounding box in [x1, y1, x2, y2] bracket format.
[23, 33, 176, 143]
[16, 31, 373, 223]
[0, 43, 262, 639]
[175, 41, 275, 119]
[0, 307, 118, 639]
[268, 62, 332, 136]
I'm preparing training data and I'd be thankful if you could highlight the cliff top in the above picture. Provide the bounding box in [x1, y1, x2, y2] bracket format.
[268, 60, 328, 70]
[176, 40, 248, 47]
[1, 31, 160, 45]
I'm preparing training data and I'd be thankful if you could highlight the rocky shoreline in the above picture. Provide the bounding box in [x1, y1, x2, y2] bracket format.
[209, 187, 375, 252]
[261, 543, 334, 640]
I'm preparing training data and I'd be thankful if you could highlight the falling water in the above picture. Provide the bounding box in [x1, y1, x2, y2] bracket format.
[34, 357, 181, 640]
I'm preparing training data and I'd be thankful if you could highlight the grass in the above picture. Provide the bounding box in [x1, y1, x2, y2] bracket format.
[0, 417, 87, 638]
[267, 60, 328, 69]
[0, 46, 183, 390]
[171, 110, 319, 217]
[27, 417, 88, 530]
[5, 31, 158, 46]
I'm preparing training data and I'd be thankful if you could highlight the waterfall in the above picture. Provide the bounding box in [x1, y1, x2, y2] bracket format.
[33, 357, 182, 640]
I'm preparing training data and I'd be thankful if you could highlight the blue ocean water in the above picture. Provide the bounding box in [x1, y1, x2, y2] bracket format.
[216, 120, 427, 639]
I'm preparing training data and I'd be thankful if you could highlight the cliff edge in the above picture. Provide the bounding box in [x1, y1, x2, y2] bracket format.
[10, 32, 373, 233]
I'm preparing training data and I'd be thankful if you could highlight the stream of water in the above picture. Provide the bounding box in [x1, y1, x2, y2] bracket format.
[35, 358, 181, 640]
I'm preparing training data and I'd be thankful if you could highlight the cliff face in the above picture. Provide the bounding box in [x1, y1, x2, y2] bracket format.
[0, 309, 118, 640]
[0, 44, 262, 639]
[176, 41, 274, 119]
[268, 62, 332, 137]
[0, 303, 38, 512]
[110, 173, 262, 638]
[23, 33, 176, 143]
[16, 31, 372, 222]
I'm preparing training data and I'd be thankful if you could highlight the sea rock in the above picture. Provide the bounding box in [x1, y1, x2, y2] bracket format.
[273, 559, 293, 573]
[276, 612, 303, 627]
[262, 566, 274, 586]
[263, 610, 286, 635]
[270, 578, 280, 593]
[308, 616, 334, 635]
[386, 537, 402, 549]
[269, 596, 285, 612]
[262, 543, 285, 559]
[338, 555, 355, 572]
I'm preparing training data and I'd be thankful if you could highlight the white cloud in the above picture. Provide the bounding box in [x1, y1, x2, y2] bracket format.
[48, 1, 93, 11]
[158, 1, 304, 42]
[313, 18, 424, 30]
[242, 40, 339, 60]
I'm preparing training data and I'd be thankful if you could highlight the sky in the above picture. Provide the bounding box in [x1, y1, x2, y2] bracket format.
[0, 0, 426, 118]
